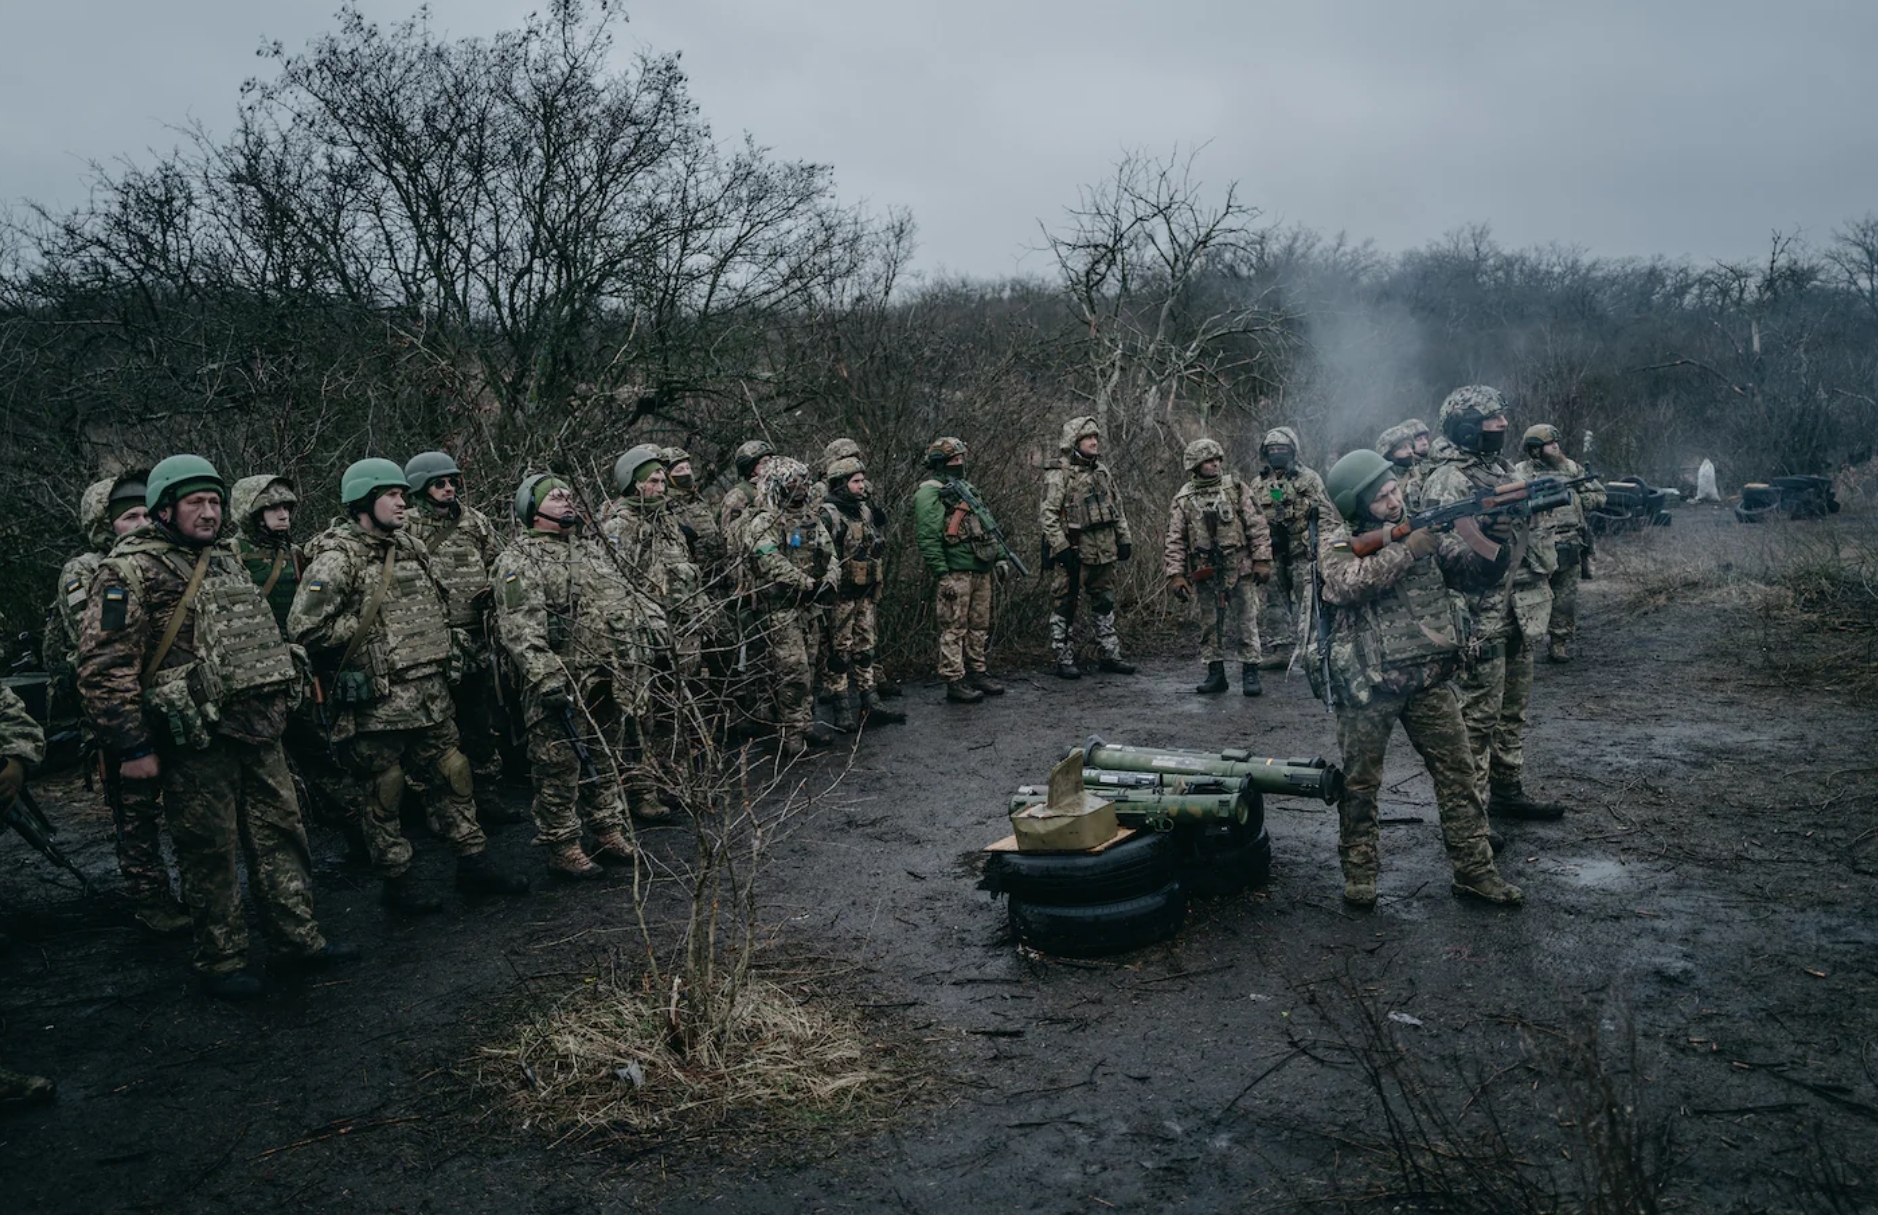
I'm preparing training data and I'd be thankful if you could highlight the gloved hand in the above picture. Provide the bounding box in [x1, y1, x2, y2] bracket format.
[814, 582, 837, 607]
[1250, 560, 1274, 584]
[995, 560, 1014, 584]
[0, 758, 23, 807]
[1116, 541, 1133, 562]
[539, 684, 571, 712]
[1483, 514, 1516, 544]
[1404, 528, 1441, 559]
[1054, 544, 1081, 570]
[1168, 575, 1192, 602]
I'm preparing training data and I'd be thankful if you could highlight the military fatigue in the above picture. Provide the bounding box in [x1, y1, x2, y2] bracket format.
[819, 491, 887, 696]
[289, 522, 486, 878]
[1248, 462, 1332, 635]
[78, 526, 326, 976]
[1163, 473, 1273, 664]
[1314, 512, 1506, 887]
[1040, 451, 1132, 664]
[602, 496, 703, 674]
[1514, 455, 1605, 650]
[741, 503, 835, 741]
[404, 499, 508, 790]
[913, 475, 1001, 681]
[1419, 437, 1547, 799]
[496, 529, 665, 844]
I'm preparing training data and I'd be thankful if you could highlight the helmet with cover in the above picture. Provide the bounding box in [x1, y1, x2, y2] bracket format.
[1438, 385, 1508, 451]
[925, 436, 968, 467]
[1183, 437, 1225, 474]
[759, 456, 813, 509]
[230, 474, 298, 543]
[1522, 423, 1562, 453]
[734, 439, 776, 481]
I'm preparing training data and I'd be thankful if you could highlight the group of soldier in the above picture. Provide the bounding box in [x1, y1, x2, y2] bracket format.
[0, 395, 1603, 1109]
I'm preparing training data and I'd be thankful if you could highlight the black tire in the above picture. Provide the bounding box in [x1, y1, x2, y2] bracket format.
[980, 829, 1180, 905]
[1008, 881, 1186, 958]
[1180, 824, 1273, 897]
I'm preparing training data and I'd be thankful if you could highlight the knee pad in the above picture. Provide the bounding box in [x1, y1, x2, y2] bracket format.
[854, 649, 874, 669]
[371, 764, 406, 813]
[1090, 589, 1117, 615]
[437, 747, 474, 798]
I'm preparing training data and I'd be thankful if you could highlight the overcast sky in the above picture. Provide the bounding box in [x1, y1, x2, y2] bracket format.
[4, 1, 1874, 279]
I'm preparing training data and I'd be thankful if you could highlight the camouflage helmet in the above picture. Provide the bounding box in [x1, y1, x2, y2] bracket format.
[146, 454, 225, 510]
[1375, 421, 1421, 460]
[1404, 417, 1430, 440]
[826, 455, 866, 482]
[1326, 450, 1398, 522]
[229, 475, 297, 544]
[1260, 426, 1300, 454]
[403, 450, 462, 492]
[658, 445, 691, 468]
[1183, 437, 1225, 473]
[81, 471, 150, 550]
[1523, 423, 1562, 452]
[612, 444, 666, 493]
[821, 437, 862, 474]
[340, 458, 410, 509]
[1059, 415, 1102, 452]
[734, 438, 776, 480]
[759, 456, 813, 508]
[925, 435, 969, 466]
[1438, 385, 1507, 450]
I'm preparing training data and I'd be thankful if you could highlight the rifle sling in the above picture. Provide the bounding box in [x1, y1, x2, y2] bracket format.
[336, 547, 398, 675]
[140, 548, 212, 687]
[258, 548, 287, 598]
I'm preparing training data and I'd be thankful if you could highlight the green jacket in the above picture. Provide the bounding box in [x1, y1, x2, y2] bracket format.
[914, 477, 997, 577]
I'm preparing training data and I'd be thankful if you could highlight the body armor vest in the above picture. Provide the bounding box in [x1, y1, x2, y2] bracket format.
[376, 553, 453, 674]
[824, 501, 885, 590]
[192, 561, 299, 703]
[1060, 465, 1120, 529]
[414, 516, 490, 627]
[1179, 478, 1247, 553]
[1371, 552, 1465, 669]
[238, 540, 300, 633]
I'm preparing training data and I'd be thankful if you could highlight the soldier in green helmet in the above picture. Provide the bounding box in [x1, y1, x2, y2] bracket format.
[1315, 449, 1522, 907]
[913, 436, 1008, 703]
[718, 439, 776, 545]
[1162, 437, 1274, 696]
[739, 457, 838, 758]
[659, 444, 725, 572]
[1514, 424, 1605, 663]
[0, 682, 55, 1109]
[290, 458, 528, 913]
[47, 470, 189, 935]
[78, 455, 356, 999]
[401, 451, 517, 824]
[498, 473, 667, 877]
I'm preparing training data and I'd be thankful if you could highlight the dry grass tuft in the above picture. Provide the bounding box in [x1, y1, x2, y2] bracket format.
[476, 975, 921, 1149]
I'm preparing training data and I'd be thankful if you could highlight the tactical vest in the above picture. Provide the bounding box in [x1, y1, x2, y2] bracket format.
[238, 540, 300, 633]
[375, 553, 453, 674]
[824, 501, 885, 590]
[1371, 552, 1465, 670]
[192, 562, 299, 703]
[1060, 464, 1120, 529]
[1178, 478, 1247, 553]
[937, 480, 999, 562]
[778, 510, 831, 580]
[416, 516, 491, 627]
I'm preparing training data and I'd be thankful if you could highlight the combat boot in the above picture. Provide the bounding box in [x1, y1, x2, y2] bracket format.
[1489, 829, 1506, 855]
[1452, 869, 1524, 906]
[590, 830, 637, 867]
[1195, 662, 1228, 694]
[0, 1064, 55, 1113]
[381, 872, 444, 915]
[1055, 655, 1082, 680]
[1548, 640, 1572, 664]
[946, 679, 985, 704]
[860, 690, 907, 725]
[1488, 783, 1567, 821]
[966, 670, 1006, 696]
[282, 941, 361, 971]
[133, 894, 193, 936]
[1097, 656, 1137, 675]
[456, 850, 530, 896]
[547, 842, 605, 881]
[804, 722, 837, 750]
[202, 967, 266, 1001]
[832, 691, 859, 734]
[1242, 664, 1263, 697]
[1342, 877, 1377, 908]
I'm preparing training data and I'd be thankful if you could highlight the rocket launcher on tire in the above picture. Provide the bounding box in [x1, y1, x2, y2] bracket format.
[1075, 736, 1344, 803]
[1010, 784, 1254, 828]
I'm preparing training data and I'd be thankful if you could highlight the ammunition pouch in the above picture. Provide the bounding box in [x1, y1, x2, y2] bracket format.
[547, 610, 574, 651]
[144, 669, 214, 751]
[843, 557, 881, 589]
[330, 668, 378, 706]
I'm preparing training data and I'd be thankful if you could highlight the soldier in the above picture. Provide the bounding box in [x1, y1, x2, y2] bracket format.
[1248, 426, 1332, 641]
[1314, 450, 1522, 907]
[402, 451, 518, 825]
[0, 682, 54, 1108]
[48, 472, 189, 934]
[1040, 415, 1135, 679]
[660, 445, 725, 573]
[821, 455, 906, 730]
[1163, 438, 1274, 696]
[1515, 425, 1605, 663]
[739, 457, 838, 757]
[913, 437, 1009, 704]
[812, 438, 864, 708]
[78, 455, 355, 999]
[289, 459, 528, 913]
[498, 474, 661, 877]
[1418, 387, 1567, 823]
[718, 439, 776, 542]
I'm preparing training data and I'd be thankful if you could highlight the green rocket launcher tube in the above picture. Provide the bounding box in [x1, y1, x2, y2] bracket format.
[1009, 785, 1252, 827]
[1076, 736, 1344, 804]
[1082, 768, 1239, 796]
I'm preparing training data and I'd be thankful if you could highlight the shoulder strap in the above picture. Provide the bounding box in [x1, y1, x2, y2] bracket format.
[258, 548, 287, 598]
[337, 546, 398, 673]
[140, 548, 212, 686]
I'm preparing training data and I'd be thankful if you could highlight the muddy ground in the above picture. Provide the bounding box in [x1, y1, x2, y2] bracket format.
[4, 507, 1876, 1213]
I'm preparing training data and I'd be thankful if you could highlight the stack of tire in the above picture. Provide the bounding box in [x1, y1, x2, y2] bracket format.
[1736, 475, 1840, 523]
[979, 786, 1269, 958]
[1589, 477, 1673, 534]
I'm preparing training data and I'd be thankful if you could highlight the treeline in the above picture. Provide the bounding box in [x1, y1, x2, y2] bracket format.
[3, 0, 1875, 671]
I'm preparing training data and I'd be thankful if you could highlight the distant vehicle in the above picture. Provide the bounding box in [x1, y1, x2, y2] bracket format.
[1588, 477, 1674, 534]
[1735, 475, 1840, 523]
[3, 632, 85, 772]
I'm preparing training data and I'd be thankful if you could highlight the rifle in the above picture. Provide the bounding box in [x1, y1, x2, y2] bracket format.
[308, 674, 338, 763]
[559, 698, 599, 783]
[1347, 475, 1591, 558]
[1192, 508, 1229, 643]
[6, 788, 90, 892]
[1307, 506, 1335, 714]
[947, 479, 1029, 576]
[485, 609, 522, 747]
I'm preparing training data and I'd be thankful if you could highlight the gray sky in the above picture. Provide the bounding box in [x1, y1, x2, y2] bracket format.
[5, 1, 1875, 279]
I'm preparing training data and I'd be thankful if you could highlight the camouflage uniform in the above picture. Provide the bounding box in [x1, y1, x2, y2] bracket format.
[602, 494, 703, 675]
[1513, 448, 1605, 656]
[913, 449, 1003, 687]
[1418, 388, 1554, 814]
[1040, 416, 1134, 668]
[50, 479, 174, 916]
[403, 496, 508, 797]
[820, 474, 887, 700]
[289, 521, 488, 879]
[1375, 421, 1427, 508]
[663, 447, 726, 572]
[496, 525, 664, 849]
[1162, 448, 1274, 666]
[1247, 426, 1333, 639]
[78, 525, 327, 977]
[739, 459, 837, 751]
[0, 683, 53, 1107]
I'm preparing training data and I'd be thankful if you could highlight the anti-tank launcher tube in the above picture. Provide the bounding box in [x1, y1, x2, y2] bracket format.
[1075, 736, 1344, 804]
[1010, 784, 1255, 829]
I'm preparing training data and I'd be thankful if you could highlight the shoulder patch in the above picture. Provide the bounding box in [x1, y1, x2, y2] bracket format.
[305, 580, 328, 593]
[100, 586, 129, 631]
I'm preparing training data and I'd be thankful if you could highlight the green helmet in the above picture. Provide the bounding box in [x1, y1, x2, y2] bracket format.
[145, 455, 225, 510]
[613, 444, 666, 493]
[404, 450, 462, 492]
[341, 458, 411, 508]
[1326, 449, 1398, 522]
[513, 473, 573, 525]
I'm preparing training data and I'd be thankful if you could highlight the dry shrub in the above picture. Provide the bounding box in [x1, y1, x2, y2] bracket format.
[477, 974, 919, 1147]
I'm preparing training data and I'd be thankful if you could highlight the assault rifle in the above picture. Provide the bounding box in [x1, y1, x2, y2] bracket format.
[1347, 475, 1590, 558]
[559, 698, 599, 783]
[6, 788, 90, 892]
[1307, 506, 1334, 713]
[946, 478, 1029, 576]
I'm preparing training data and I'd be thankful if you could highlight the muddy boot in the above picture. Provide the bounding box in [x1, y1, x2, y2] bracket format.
[1452, 869, 1524, 906]
[1342, 877, 1377, 908]
[1055, 656, 1082, 680]
[133, 894, 193, 937]
[1489, 829, 1507, 855]
[804, 722, 837, 750]
[1548, 640, 1572, 664]
[202, 967, 266, 1002]
[860, 690, 907, 725]
[591, 830, 637, 868]
[1488, 783, 1567, 821]
[1242, 664, 1263, 697]
[946, 679, 985, 704]
[966, 670, 1005, 697]
[832, 691, 859, 734]
[1195, 662, 1228, 694]
[381, 872, 444, 915]
[455, 851, 530, 896]
[1098, 656, 1137, 675]
[282, 941, 361, 971]
[0, 1064, 55, 1113]
[547, 842, 605, 881]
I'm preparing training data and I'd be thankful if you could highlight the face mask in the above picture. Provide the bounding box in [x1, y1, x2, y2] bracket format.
[670, 472, 693, 490]
[1265, 450, 1294, 471]
[1478, 428, 1506, 455]
[1390, 454, 1415, 471]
